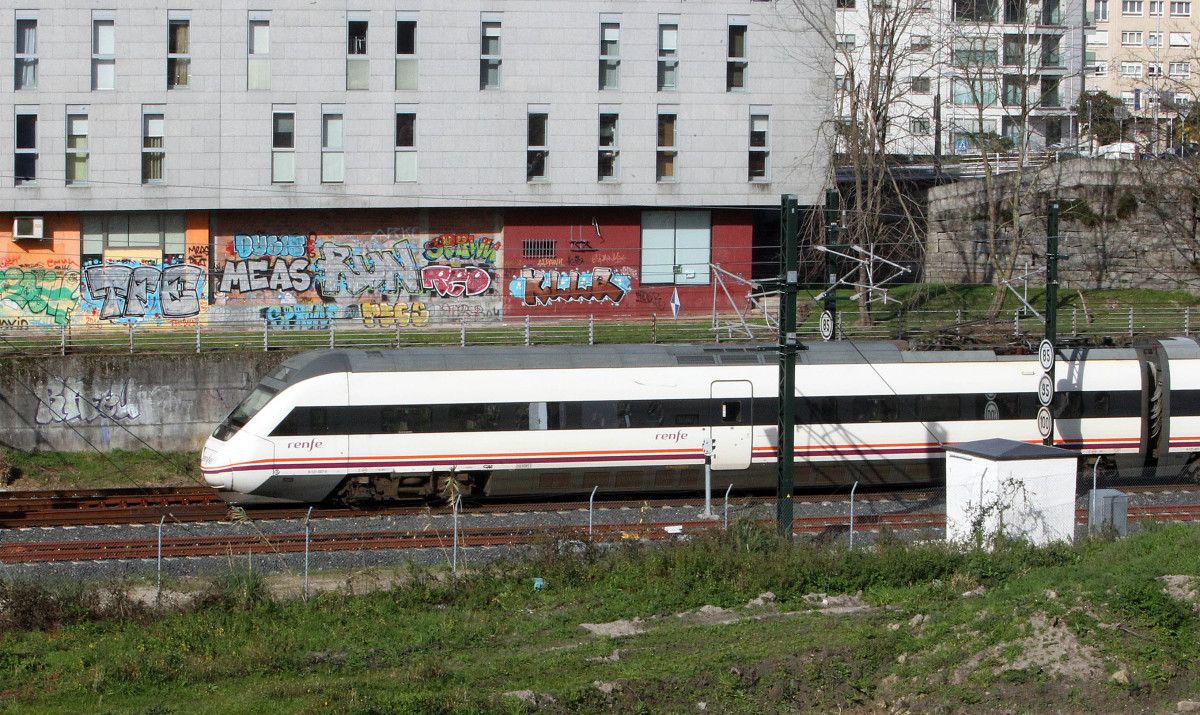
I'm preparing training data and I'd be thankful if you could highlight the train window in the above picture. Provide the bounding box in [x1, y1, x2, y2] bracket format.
[1052, 391, 1082, 420]
[218, 384, 279, 439]
[806, 397, 838, 424]
[529, 402, 549, 430]
[582, 401, 618, 429]
[721, 401, 742, 423]
[382, 405, 432, 433]
[1083, 392, 1111, 418]
[915, 394, 959, 422]
[644, 401, 665, 427]
[675, 412, 700, 426]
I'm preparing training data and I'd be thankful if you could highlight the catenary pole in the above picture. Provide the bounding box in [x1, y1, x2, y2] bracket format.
[777, 194, 801, 540]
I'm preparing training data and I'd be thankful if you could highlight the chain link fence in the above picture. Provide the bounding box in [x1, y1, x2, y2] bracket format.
[1, 304, 1196, 356]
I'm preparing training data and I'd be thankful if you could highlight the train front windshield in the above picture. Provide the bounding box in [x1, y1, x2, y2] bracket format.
[211, 384, 279, 441]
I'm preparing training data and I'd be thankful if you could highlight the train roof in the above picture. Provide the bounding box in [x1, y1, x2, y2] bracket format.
[262, 340, 1163, 388]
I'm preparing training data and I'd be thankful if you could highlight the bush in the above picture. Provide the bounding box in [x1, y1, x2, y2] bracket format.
[0, 578, 149, 631]
[194, 567, 272, 611]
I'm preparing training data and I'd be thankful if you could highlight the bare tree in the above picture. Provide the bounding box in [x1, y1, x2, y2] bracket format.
[942, 0, 1081, 316]
[784, 0, 940, 325]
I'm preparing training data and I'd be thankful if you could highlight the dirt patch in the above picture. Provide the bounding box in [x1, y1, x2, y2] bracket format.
[1158, 575, 1200, 612]
[953, 612, 1106, 684]
[580, 618, 646, 638]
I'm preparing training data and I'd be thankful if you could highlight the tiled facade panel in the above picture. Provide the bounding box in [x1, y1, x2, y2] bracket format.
[0, 1, 829, 212]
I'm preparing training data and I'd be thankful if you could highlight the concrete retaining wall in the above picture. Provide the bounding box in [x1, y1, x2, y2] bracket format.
[0, 352, 290, 452]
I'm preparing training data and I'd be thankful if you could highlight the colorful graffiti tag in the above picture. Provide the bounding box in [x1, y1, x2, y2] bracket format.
[0, 267, 80, 326]
[35, 377, 140, 425]
[212, 228, 503, 328]
[507, 267, 632, 307]
[360, 302, 431, 328]
[81, 263, 205, 320]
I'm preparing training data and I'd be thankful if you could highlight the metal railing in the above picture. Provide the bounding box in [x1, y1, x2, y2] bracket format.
[0, 304, 1193, 356]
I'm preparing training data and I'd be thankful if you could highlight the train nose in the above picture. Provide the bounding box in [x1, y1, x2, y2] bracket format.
[201, 444, 234, 490]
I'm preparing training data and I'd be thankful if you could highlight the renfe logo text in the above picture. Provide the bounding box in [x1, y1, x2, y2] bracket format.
[287, 439, 324, 451]
[655, 430, 689, 442]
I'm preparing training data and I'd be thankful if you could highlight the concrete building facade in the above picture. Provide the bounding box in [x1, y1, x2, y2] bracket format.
[0, 1, 829, 329]
[1085, 0, 1200, 133]
[835, 0, 1085, 156]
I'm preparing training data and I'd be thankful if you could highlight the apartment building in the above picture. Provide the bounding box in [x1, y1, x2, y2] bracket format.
[1085, 0, 1199, 130]
[835, 0, 1083, 156]
[0, 2, 828, 329]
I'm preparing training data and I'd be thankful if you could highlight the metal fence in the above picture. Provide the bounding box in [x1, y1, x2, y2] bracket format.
[0, 303, 1195, 356]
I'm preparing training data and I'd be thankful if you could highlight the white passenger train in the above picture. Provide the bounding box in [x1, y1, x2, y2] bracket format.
[201, 339, 1200, 502]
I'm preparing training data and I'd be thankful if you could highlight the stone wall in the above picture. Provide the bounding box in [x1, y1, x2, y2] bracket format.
[0, 352, 289, 452]
[925, 158, 1200, 292]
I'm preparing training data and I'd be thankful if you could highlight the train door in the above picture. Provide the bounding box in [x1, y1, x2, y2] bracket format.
[709, 381, 753, 470]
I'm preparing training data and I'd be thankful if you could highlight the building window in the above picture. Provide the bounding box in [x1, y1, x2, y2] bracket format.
[910, 117, 931, 135]
[167, 17, 189, 88]
[14, 111, 36, 185]
[951, 78, 997, 105]
[480, 19, 501, 89]
[1094, 61, 1108, 75]
[395, 109, 416, 182]
[749, 112, 769, 181]
[911, 35, 932, 51]
[92, 17, 115, 90]
[1094, 0, 1110, 18]
[656, 111, 677, 181]
[1121, 31, 1143, 45]
[1120, 61, 1143, 76]
[522, 240, 556, 259]
[1170, 61, 1192, 77]
[1172, 0, 1192, 13]
[1150, 0, 1164, 13]
[396, 15, 417, 90]
[1170, 32, 1192, 46]
[15, 17, 37, 90]
[641, 211, 711, 285]
[598, 111, 619, 181]
[81, 213, 186, 265]
[599, 19, 619, 90]
[347, 16, 368, 90]
[1148, 32, 1162, 46]
[66, 112, 88, 185]
[527, 109, 548, 181]
[248, 13, 270, 90]
[142, 110, 165, 184]
[1149, 63, 1163, 76]
[1122, 0, 1143, 13]
[272, 110, 294, 183]
[911, 76, 932, 94]
[836, 34, 856, 51]
[658, 19, 678, 90]
[321, 111, 345, 183]
[727, 19, 747, 91]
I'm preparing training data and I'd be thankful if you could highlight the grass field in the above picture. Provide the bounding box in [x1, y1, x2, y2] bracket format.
[1, 523, 1197, 713]
[1, 449, 199, 490]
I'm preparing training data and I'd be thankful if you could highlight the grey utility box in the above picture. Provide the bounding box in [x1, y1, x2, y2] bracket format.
[1088, 489, 1128, 536]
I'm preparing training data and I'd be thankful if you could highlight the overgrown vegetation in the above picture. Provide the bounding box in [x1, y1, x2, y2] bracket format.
[0, 448, 199, 490]
[1, 524, 1197, 712]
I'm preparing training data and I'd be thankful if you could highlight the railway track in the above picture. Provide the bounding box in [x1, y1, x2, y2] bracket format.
[2, 504, 1197, 564]
[0, 483, 1195, 529]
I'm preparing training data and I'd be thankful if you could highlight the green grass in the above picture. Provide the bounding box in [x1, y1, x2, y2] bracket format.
[1, 524, 1198, 713]
[1, 449, 199, 490]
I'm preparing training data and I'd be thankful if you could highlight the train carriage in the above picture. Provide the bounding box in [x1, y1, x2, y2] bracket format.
[201, 339, 1200, 502]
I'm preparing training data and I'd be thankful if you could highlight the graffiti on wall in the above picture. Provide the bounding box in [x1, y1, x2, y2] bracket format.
[81, 263, 205, 320]
[507, 267, 632, 307]
[213, 227, 503, 328]
[0, 267, 81, 326]
[35, 377, 141, 425]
